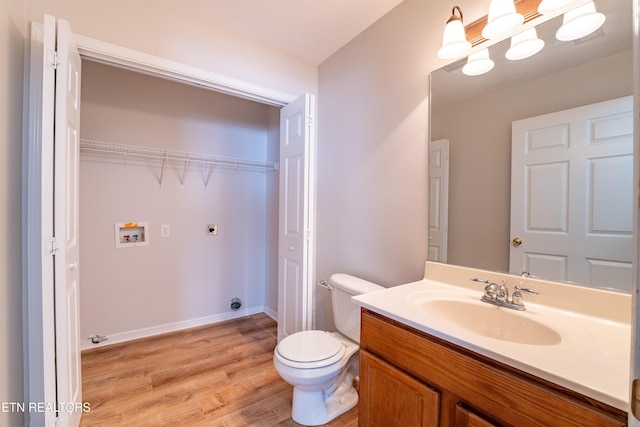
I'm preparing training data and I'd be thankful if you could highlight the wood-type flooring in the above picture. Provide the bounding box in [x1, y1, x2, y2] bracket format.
[80, 313, 358, 426]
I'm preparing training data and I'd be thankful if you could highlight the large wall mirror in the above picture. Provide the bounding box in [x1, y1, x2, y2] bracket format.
[429, 0, 633, 293]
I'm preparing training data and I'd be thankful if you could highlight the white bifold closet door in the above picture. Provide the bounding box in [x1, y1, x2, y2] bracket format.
[277, 94, 316, 342]
[38, 14, 83, 427]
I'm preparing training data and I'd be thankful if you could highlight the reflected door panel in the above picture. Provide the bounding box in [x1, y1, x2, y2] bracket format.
[429, 139, 449, 262]
[510, 96, 633, 292]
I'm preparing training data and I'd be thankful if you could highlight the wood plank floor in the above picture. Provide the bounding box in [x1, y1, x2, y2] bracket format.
[80, 313, 358, 426]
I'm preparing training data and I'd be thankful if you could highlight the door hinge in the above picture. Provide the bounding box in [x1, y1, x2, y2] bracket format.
[48, 50, 60, 70]
[46, 237, 59, 256]
[306, 115, 313, 126]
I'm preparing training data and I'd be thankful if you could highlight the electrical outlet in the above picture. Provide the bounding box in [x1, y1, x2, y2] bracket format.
[160, 224, 170, 238]
[206, 224, 218, 235]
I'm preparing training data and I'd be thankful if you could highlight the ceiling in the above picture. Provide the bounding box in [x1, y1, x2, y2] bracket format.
[145, 0, 406, 65]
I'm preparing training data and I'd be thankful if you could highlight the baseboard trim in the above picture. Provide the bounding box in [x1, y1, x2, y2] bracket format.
[263, 306, 277, 321]
[81, 305, 266, 351]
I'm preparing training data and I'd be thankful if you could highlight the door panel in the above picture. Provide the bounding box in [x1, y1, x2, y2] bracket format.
[53, 17, 83, 427]
[510, 96, 633, 292]
[429, 139, 449, 262]
[360, 351, 440, 427]
[278, 94, 315, 341]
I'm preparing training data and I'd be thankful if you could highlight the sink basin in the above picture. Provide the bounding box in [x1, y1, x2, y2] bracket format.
[420, 299, 562, 346]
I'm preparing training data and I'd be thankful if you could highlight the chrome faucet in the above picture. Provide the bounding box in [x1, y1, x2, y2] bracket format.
[471, 278, 539, 311]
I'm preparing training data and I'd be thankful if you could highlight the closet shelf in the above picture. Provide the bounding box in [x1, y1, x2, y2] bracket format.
[79, 139, 278, 187]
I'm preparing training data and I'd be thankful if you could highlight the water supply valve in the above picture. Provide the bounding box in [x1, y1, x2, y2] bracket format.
[230, 297, 242, 311]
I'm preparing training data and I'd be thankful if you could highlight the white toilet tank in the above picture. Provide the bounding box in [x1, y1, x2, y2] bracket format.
[330, 273, 384, 343]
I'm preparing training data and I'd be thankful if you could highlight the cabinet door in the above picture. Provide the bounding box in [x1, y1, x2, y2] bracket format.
[454, 404, 498, 427]
[360, 351, 439, 427]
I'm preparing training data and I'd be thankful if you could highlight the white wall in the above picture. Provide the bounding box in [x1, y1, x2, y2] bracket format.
[25, 0, 317, 99]
[1, 0, 25, 425]
[79, 61, 279, 343]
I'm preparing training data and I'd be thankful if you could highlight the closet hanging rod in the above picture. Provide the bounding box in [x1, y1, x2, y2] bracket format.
[79, 139, 278, 172]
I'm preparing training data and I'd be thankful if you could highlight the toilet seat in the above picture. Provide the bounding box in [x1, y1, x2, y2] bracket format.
[277, 330, 346, 369]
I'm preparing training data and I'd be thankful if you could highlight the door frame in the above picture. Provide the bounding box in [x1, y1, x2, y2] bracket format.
[74, 34, 296, 107]
[23, 18, 57, 427]
[631, 0, 640, 424]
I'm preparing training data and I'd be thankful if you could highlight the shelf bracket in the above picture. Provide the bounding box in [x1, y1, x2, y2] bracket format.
[204, 163, 216, 188]
[158, 156, 167, 187]
[180, 160, 190, 186]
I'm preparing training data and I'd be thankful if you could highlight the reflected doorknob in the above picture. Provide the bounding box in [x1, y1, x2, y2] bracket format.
[288, 245, 294, 252]
[512, 237, 523, 246]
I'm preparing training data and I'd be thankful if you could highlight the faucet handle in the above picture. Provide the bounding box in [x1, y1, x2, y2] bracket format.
[471, 278, 499, 300]
[512, 286, 539, 308]
[484, 282, 497, 297]
[514, 285, 539, 295]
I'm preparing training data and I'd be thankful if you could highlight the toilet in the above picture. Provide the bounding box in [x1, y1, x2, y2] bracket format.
[273, 273, 384, 426]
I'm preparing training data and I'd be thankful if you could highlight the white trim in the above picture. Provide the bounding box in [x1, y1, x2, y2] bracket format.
[23, 17, 58, 427]
[263, 306, 278, 321]
[81, 306, 266, 351]
[305, 95, 317, 330]
[74, 34, 297, 107]
[629, 0, 640, 424]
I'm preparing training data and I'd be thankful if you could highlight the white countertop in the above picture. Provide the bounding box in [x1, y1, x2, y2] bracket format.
[353, 267, 631, 412]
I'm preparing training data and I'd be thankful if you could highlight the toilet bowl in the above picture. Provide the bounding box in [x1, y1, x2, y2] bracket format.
[273, 274, 384, 426]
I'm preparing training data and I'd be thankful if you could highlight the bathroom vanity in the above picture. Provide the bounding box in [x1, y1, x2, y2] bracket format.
[353, 262, 630, 426]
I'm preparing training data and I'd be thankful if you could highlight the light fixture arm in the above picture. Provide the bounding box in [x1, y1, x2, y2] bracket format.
[447, 6, 465, 25]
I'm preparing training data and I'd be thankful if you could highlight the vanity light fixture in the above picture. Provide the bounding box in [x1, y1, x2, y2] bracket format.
[462, 48, 495, 76]
[437, 6, 472, 59]
[537, 0, 580, 15]
[556, 1, 605, 41]
[482, 0, 524, 40]
[505, 28, 545, 60]
[437, 0, 608, 77]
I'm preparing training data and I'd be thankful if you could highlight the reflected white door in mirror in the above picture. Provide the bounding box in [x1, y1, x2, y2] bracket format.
[429, 139, 450, 263]
[510, 96, 633, 292]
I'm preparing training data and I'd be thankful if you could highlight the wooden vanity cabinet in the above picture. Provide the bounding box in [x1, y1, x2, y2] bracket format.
[360, 350, 440, 426]
[358, 309, 627, 427]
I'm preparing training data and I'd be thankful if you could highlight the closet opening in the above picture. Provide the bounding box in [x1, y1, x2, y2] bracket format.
[78, 59, 281, 349]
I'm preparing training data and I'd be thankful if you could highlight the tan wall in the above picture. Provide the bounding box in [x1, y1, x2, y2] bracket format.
[314, 0, 495, 329]
[1, 0, 25, 425]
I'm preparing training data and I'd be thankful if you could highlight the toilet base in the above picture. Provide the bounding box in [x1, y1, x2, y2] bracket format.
[291, 375, 358, 426]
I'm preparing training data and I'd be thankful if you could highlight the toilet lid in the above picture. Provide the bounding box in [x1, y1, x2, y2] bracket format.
[277, 330, 344, 364]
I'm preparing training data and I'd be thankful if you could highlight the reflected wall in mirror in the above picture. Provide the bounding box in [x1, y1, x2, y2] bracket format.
[429, 0, 633, 293]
